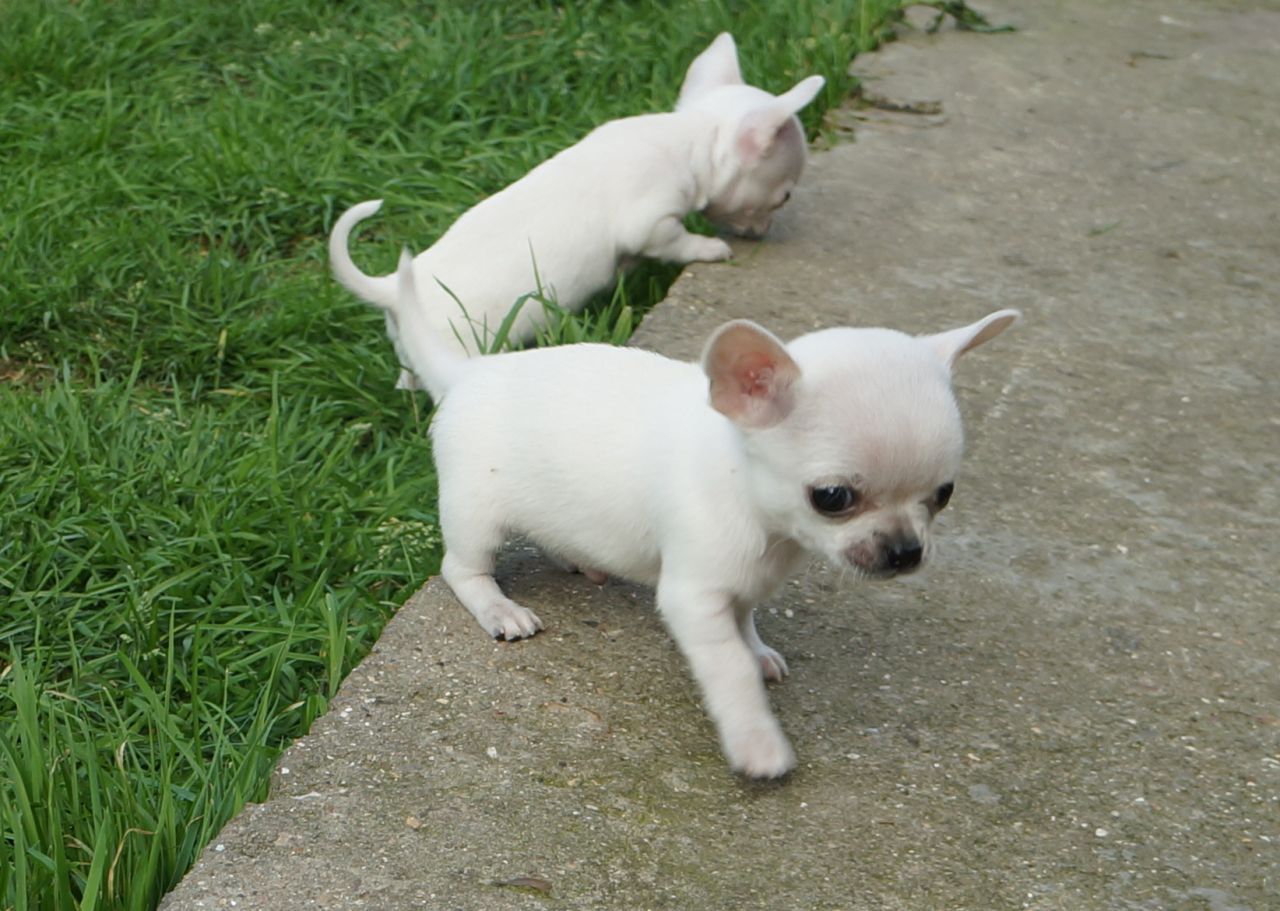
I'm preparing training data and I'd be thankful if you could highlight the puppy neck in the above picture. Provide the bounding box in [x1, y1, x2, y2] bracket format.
[663, 109, 734, 213]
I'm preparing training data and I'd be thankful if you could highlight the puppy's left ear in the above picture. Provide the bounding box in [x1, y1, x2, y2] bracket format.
[677, 33, 744, 108]
[734, 75, 825, 163]
[703, 320, 801, 429]
[921, 309, 1021, 370]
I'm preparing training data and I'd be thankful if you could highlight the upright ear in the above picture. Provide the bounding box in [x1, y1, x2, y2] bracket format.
[734, 75, 825, 163]
[702, 320, 801, 429]
[921, 309, 1021, 370]
[677, 33, 744, 108]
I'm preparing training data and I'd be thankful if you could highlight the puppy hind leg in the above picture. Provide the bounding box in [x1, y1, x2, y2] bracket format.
[442, 551, 543, 640]
[440, 520, 543, 640]
[641, 216, 733, 265]
[738, 608, 789, 682]
[658, 584, 795, 778]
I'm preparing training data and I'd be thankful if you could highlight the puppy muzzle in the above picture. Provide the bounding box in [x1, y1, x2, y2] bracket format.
[726, 220, 770, 240]
[845, 533, 925, 579]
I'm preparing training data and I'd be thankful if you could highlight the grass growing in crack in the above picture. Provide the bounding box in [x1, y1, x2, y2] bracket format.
[0, 1, 903, 908]
[904, 1, 1016, 34]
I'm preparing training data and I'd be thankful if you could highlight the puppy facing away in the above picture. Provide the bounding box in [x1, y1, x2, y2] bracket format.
[378, 250, 1020, 778]
[329, 33, 823, 388]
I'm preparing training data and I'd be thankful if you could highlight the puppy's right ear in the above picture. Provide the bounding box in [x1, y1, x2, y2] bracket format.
[677, 33, 743, 108]
[702, 320, 800, 429]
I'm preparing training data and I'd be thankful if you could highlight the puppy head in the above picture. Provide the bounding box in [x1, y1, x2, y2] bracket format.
[677, 33, 824, 238]
[703, 310, 1020, 577]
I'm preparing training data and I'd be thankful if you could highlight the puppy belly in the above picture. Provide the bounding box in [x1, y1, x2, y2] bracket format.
[535, 533, 661, 589]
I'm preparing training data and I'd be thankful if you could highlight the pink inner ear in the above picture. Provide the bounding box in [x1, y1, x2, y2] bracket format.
[703, 319, 800, 428]
[735, 352, 777, 397]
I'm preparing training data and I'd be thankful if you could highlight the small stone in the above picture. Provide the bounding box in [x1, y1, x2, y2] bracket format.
[968, 783, 1001, 805]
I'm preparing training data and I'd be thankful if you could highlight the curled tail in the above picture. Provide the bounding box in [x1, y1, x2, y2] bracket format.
[329, 199, 397, 308]
[388, 247, 466, 399]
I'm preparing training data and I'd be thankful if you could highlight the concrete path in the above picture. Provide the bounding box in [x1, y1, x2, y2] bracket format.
[162, 2, 1279, 908]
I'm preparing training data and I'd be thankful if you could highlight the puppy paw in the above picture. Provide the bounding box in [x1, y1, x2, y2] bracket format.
[754, 644, 789, 682]
[471, 599, 543, 641]
[724, 721, 796, 779]
[582, 568, 608, 585]
[692, 236, 733, 263]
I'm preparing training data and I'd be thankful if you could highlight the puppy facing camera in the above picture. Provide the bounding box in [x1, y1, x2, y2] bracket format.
[329, 32, 823, 388]
[381, 248, 1019, 778]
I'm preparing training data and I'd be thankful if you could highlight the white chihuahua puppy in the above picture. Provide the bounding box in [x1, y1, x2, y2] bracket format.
[330, 33, 823, 389]
[380, 249, 1020, 778]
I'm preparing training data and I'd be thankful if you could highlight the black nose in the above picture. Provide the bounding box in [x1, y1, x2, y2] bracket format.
[885, 540, 923, 573]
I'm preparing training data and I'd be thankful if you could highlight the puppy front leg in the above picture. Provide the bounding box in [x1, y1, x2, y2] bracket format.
[658, 583, 795, 778]
[641, 216, 733, 265]
[439, 486, 543, 640]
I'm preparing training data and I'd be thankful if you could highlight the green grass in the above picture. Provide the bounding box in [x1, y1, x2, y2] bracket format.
[0, 1, 905, 908]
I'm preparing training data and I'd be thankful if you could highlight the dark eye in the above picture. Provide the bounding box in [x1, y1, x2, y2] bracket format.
[935, 482, 955, 510]
[781, 190, 792, 205]
[809, 484, 859, 517]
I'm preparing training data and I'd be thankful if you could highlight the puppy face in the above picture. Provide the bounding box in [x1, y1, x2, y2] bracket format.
[747, 331, 966, 578]
[701, 112, 806, 238]
[677, 33, 823, 238]
[702, 312, 1020, 578]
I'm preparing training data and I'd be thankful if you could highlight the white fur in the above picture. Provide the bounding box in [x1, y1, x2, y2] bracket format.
[382, 249, 1019, 778]
[676, 32, 818, 238]
[330, 33, 823, 388]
